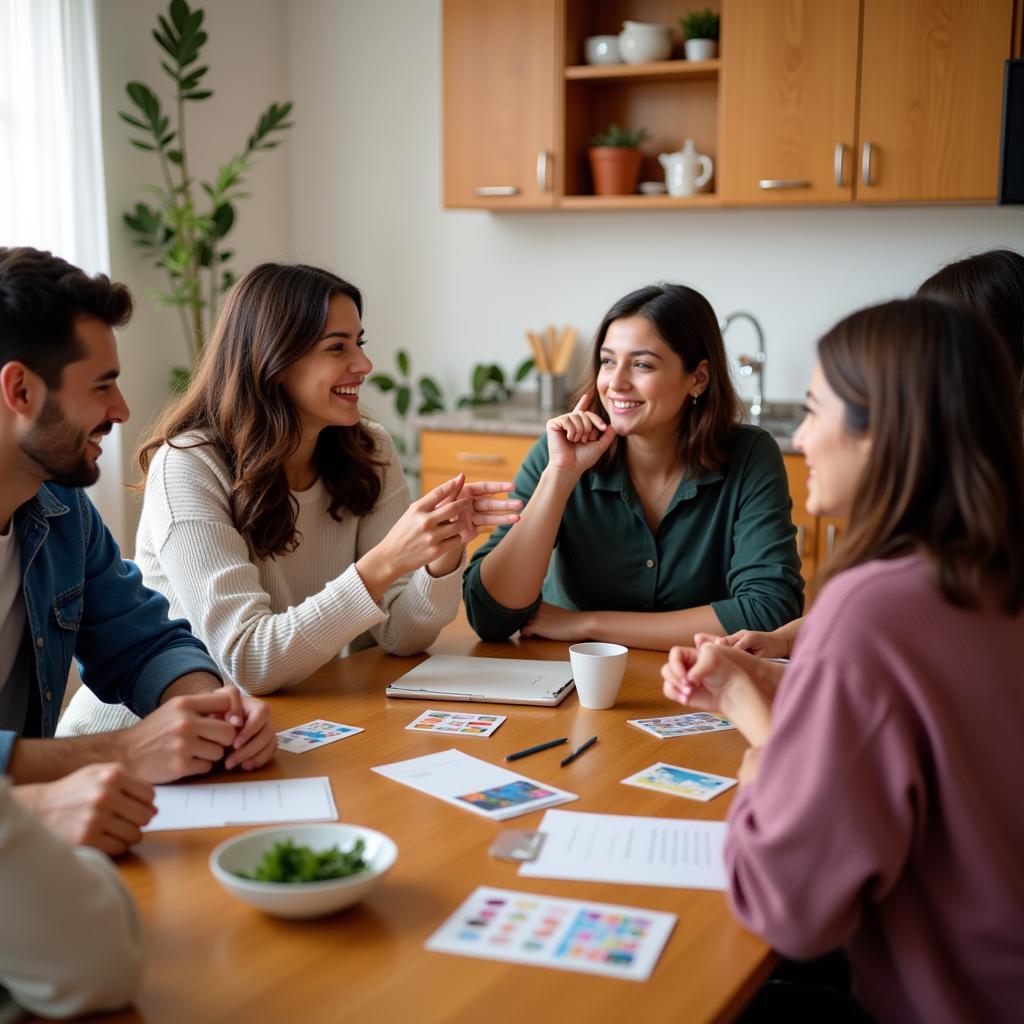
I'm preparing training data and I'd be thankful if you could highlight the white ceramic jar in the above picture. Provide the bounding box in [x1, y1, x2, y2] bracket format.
[618, 21, 672, 64]
[584, 34, 621, 65]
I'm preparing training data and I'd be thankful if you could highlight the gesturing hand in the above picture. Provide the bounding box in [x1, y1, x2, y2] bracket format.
[426, 475, 524, 578]
[221, 689, 277, 772]
[14, 763, 156, 857]
[696, 628, 791, 660]
[546, 394, 617, 476]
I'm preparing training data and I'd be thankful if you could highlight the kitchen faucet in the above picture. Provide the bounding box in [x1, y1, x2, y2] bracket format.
[720, 310, 766, 422]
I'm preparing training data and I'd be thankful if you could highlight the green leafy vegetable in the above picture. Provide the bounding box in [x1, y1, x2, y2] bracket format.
[235, 838, 368, 883]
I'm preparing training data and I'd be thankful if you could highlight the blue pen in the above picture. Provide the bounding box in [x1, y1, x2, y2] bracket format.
[560, 735, 597, 767]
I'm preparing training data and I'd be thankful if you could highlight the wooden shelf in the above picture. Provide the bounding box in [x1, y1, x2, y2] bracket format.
[565, 59, 719, 83]
[559, 193, 721, 210]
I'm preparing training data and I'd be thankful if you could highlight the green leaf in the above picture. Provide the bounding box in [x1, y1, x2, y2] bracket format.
[130, 139, 156, 151]
[170, 366, 191, 393]
[396, 386, 411, 418]
[211, 202, 234, 238]
[160, 60, 179, 81]
[126, 81, 160, 122]
[514, 357, 535, 382]
[167, 149, 184, 165]
[471, 363, 489, 394]
[418, 399, 444, 415]
[369, 374, 396, 392]
[488, 364, 506, 385]
[418, 376, 443, 404]
[153, 23, 178, 62]
[396, 350, 410, 376]
[184, 89, 213, 100]
[118, 112, 149, 131]
[169, 0, 189, 32]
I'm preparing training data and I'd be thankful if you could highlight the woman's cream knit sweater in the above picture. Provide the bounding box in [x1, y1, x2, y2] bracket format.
[58, 423, 462, 736]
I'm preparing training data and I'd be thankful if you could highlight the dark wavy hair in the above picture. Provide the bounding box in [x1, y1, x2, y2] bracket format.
[918, 248, 1024, 397]
[138, 263, 383, 559]
[576, 283, 743, 472]
[817, 297, 1024, 613]
[0, 246, 132, 386]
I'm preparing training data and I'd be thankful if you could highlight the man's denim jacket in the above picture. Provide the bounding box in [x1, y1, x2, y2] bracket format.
[0, 483, 219, 771]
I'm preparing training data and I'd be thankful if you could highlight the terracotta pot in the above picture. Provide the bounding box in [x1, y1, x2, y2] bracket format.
[588, 146, 643, 196]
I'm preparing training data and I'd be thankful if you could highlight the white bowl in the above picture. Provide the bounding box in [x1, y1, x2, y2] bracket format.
[209, 823, 397, 919]
[584, 35, 620, 65]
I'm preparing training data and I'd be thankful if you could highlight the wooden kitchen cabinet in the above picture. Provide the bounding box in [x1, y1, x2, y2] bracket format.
[857, 0, 1014, 202]
[718, 0, 1014, 204]
[718, 0, 861, 204]
[784, 453, 818, 583]
[442, 0, 561, 209]
[444, 0, 1016, 210]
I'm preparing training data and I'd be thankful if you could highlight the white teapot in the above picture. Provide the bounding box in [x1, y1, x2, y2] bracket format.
[658, 139, 714, 197]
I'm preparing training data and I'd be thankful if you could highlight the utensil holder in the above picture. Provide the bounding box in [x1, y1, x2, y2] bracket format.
[538, 373, 569, 413]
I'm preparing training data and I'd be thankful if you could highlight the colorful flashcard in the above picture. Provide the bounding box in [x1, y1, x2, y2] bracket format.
[621, 762, 737, 803]
[371, 749, 576, 821]
[627, 712, 735, 739]
[405, 708, 506, 738]
[276, 719, 363, 754]
[426, 886, 676, 982]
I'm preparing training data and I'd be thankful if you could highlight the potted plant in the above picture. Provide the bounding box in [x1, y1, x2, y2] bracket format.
[588, 124, 649, 196]
[680, 8, 720, 61]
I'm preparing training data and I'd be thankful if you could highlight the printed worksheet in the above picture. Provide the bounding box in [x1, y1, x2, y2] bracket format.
[143, 777, 338, 831]
[518, 809, 728, 890]
[371, 749, 576, 821]
[427, 886, 676, 982]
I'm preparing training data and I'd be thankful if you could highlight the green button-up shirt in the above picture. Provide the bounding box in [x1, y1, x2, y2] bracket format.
[463, 424, 804, 642]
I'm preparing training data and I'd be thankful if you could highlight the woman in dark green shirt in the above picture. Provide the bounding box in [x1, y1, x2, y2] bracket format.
[463, 283, 803, 650]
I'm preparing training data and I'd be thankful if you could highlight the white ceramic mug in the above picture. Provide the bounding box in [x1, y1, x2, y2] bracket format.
[570, 642, 628, 709]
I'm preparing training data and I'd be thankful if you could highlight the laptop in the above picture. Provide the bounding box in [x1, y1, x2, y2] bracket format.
[385, 655, 575, 707]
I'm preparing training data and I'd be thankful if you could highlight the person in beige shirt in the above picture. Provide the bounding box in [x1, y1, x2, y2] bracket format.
[0, 775, 143, 1020]
[61, 262, 520, 736]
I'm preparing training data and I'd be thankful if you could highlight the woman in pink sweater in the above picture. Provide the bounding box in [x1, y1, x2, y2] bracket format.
[662, 297, 1024, 1023]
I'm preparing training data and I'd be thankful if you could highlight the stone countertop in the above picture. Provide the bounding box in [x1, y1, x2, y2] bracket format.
[415, 395, 801, 454]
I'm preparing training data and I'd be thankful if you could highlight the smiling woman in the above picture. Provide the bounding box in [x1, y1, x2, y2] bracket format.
[59, 262, 522, 737]
[463, 283, 804, 651]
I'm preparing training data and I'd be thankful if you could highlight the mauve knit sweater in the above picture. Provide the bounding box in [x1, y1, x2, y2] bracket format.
[725, 553, 1024, 1024]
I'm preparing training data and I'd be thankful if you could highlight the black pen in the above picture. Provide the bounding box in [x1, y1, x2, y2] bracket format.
[505, 737, 568, 762]
[560, 735, 598, 767]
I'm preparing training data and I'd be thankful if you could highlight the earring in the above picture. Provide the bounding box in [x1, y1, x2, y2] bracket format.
[691, 391, 699, 405]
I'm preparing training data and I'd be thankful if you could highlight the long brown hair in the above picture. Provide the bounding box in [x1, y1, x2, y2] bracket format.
[917, 248, 1024, 397]
[817, 297, 1024, 613]
[138, 263, 383, 559]
[577, 283, 744, 473]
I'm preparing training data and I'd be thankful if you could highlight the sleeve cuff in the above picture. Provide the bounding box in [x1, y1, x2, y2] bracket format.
[141, 649, 222, 715]
[463, 564, 542, 642]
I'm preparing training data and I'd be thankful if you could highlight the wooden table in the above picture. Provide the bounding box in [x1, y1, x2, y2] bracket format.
[106, 622, 774, 1024]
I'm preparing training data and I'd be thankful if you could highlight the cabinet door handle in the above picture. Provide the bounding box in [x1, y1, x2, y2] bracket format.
[834, 143, 847, 187]
[455, 452, 504, 464]
[796, 524, 806, 557]
[758, 179, 811, 190]
[474, 186, 520, 197]
[536, 150, 551, 192]
[826, 523, 838, 558]
[861, 142, 874, 186]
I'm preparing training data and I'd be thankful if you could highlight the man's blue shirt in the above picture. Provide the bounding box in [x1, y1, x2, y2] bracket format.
[0, 483, 219, 770]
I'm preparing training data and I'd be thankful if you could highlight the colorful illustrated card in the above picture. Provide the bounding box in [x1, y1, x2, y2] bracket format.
[405, 708, 506, 738]
[627, 712, 734, 739]
[372, 749, 576, 821]
[426, 886, 676, 982]
[276, 719, 363, 754]
[620, 762, 737, 802]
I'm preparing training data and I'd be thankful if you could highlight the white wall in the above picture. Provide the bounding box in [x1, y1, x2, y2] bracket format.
[97, 0, 291, 549]
[284, 0, 1024, 438]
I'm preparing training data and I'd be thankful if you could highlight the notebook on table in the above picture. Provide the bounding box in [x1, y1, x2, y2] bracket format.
[385, 655, 575, 707]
